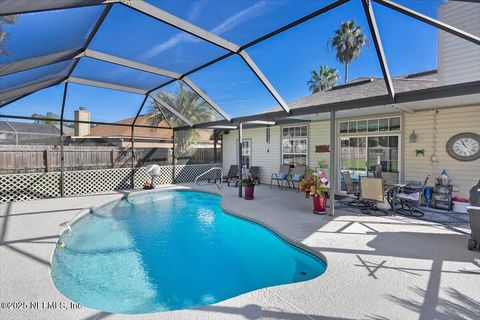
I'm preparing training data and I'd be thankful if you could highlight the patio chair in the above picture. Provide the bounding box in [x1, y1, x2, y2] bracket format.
[287, 165, 306, 191]
[341, 171, 363, 207]
[394, 175, 429, 217]
[223, 165, 238, 186]
[360, 178, 388, 216]
[231, 166, 260, 187]
[270, 165, 291, 190]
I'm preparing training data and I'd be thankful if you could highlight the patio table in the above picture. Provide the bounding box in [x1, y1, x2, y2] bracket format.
[384, 182, 406, 214]
[385, 181, 423, 215]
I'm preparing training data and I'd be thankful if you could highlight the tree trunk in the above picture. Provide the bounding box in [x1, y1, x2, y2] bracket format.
[344, 62, 349, 83]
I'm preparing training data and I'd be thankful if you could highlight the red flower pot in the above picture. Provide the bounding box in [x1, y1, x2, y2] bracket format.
[244, 185, 255, 200]
[312, 195, 327, 214]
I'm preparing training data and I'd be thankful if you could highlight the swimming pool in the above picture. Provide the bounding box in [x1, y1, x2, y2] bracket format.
[51, 190, 326, 314]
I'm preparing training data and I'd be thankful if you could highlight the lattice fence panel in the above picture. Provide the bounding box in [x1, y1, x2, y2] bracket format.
[64, 168, 133, 197]
[174, 163, 222, 183]
[0, 172, 60, 203]
[0, 163, 223, 203]
[133, 166, 174, 188]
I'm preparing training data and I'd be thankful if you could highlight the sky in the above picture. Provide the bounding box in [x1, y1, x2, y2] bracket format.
[1, 0, 451, 125]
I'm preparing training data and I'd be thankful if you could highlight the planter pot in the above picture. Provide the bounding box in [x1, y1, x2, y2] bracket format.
[312, 195, 327, 214]
[244, 185, 255, 200]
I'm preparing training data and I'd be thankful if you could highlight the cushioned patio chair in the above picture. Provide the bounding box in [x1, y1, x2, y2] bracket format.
[394, 175, 429, 217]
[341, 171, 364, 207]
[223, 165, 238, 186]
[360, 178, 388, 216]
[270, 165, 291, 190]
[287, 165, 306, 191]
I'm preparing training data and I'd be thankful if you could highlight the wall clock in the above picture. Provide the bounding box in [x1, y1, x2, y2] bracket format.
[446, 132, 480, 161]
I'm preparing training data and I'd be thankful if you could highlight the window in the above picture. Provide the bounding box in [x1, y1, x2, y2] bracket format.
[340, 117, 401, 135]
[357, 120, 367, 132]
[282, 125, 307, 166]
[241, 140, 251, 168]
[266, 127, 270, 144]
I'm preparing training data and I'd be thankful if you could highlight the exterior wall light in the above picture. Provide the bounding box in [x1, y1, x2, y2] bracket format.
[409, 130, 417, 143]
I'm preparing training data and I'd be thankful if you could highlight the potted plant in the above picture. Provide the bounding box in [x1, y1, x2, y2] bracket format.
[299, 172, 329, 214]
[316, 159, 329, 178]
[242, 172, 259, 200]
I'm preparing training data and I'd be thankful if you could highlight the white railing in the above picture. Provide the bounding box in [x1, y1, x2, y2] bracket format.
[195, 167, 223, 189]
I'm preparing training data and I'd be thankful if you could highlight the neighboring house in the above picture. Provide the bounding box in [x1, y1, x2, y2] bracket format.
[0, 120, 73, 145]
[222, 1, 480, 198]
[66, 114, 215, 149]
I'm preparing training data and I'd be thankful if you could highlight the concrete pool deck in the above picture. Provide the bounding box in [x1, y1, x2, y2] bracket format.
[1, 184, 479, 320]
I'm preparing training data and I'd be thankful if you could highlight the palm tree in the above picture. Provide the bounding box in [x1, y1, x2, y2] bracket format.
[329, 20, 367, 83]
[31, 112, 60, 125]
[0, 15, 18, 55]
[147, 82, 215, 155]
[307, 65, 339, 93]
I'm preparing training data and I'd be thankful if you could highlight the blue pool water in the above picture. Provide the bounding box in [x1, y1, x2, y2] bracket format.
[51, 190, 326, 314]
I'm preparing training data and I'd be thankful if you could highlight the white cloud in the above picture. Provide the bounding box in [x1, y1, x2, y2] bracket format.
[141, 0, 270, 60]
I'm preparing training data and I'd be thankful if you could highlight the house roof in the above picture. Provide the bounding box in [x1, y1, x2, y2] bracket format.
[0, 120, 63, 135]
[87, 115, 213, 141]
[285, 70, 438, 111]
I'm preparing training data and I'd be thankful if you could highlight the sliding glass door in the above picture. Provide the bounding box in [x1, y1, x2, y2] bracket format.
[339, 135, 400, 191]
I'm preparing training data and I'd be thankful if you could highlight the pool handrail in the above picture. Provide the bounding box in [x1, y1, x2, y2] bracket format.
[195, 167, 223, 189]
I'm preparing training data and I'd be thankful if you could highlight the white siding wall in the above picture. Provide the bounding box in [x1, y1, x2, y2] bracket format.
[224, 106, 479, 197]
[222, 122, 331, 183]
[438, 2, 480, 85]
[308, 121, 331, 169]
[222, 126, 281, 184]
[404, 105, 480, 197]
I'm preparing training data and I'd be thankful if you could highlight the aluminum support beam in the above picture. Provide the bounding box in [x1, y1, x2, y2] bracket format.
[362, 0, 395, 99]
[329, 110, 336, 216]
[131, 126, 135, 189]
[59, 82, 68, 198]
[65, 4, 113, 80]
[153, 100, 173, 129]
[0, 77, 66, 104]
[174, 78, 480, 131]
[149, 95, 193, 127]
[238, 123, 243, 198]
[0, 114, 169, 129]
[172, 130, 176, 183]
[241, 0, 351, 50]
[68, 77, 147, 94]
[83, 49, 182, 79]
[182, 77, 231, 121]
[372, 0, 480, 46]
[122, 0, 239, 52]
[131, 95, 149, 127]
[0, 0, 118, 15]
[80, 50, 230, 123]
[0, 49, 81, 76]
[238, 50, 291, 114]
[122, 0, 290, 115]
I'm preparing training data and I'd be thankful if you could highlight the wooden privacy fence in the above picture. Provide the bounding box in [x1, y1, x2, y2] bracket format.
[0, 145, 221, 174]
